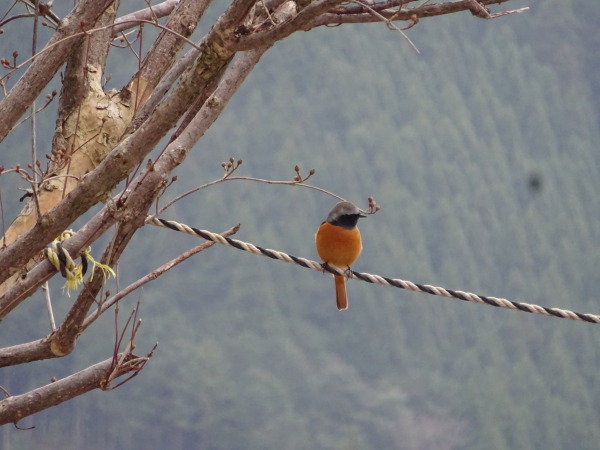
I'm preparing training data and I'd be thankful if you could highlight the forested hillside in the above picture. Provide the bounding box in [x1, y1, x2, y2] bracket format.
[2, 0, 600, 449]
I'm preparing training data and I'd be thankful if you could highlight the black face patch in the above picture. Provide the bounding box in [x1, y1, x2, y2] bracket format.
[330, 213, 361, 230]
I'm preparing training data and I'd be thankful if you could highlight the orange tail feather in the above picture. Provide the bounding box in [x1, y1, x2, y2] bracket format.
[334, 275, 348, 310]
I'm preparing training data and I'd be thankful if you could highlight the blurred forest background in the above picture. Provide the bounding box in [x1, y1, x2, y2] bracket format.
[2, 0, 600, 448]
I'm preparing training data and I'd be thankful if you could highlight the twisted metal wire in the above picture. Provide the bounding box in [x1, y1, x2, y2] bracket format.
[146, 216, 600, 325]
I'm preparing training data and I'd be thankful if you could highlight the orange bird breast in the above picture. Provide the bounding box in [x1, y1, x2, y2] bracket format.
[315, 222, 363, 268]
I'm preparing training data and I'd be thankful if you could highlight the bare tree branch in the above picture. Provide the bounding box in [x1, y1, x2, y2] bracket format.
[0, 0, 255, 288]
[82, 224, 241, 330]
[0, 337, 55, 368]
[329, 1, 416, 15]
[2, 1, 208, 257]
[0, 217, 240, 367]
[308, 0, 521, 27]
[232, 0, 345, 51]
[0, 0, 527, 426]
[54, 2, 118, 119]
[0, 41, 270, 355]
[49, 158, 168, 356]
[112, 0, 181, 35]
[0, 352, 149, 426]
[51, 40, 272, 354]
[127, 0, 211, 107]
[133, 39, 201, 127]
[0, 0, 116, 142]
[0, 200, 116, 321]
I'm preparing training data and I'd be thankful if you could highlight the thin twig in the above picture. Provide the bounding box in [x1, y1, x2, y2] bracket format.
[30, 0, 41, 218]
[351, 0, 420, 54]
[0, 190, 5, 248]
[0, 0, 22, 27]
[158, 172, 341, 216]
[0, 18, 203, 85]
[81, 224, 240, 330]
[12, 90, 57, 129]
[42, 281, 56, 331]
[489, 7, 529, 18]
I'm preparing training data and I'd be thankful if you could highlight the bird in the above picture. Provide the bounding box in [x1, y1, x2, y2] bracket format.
[315, 201, 366, 310]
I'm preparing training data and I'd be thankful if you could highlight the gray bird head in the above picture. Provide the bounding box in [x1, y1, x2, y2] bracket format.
[326, 201, 366, 229]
